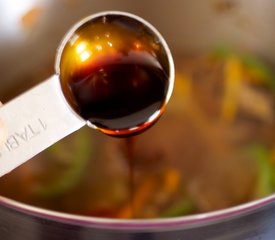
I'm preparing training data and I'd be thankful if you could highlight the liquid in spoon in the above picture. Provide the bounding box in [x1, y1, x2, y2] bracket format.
[58, 13, 173, 137]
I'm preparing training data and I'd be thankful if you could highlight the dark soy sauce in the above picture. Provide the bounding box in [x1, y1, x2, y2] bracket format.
[58, 14, 171, 137]
[123, 137, 136, 218]
[58, 13, 173, 218]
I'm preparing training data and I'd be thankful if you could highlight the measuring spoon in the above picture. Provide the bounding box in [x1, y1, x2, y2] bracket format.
[0, 11, 174, 177]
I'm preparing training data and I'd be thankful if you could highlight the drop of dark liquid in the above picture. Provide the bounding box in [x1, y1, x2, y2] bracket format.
[58, 13, 173, 137]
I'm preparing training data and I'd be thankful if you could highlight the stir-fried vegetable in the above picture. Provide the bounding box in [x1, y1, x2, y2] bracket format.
[31, 50, 275, 216]
[162, 168, 181, 194]
[211, 46, 275, 123]
[221, 56, 243, 122]
[244, 144, 274, 198]
[1, 48, 275, 219]
[160, 198, 195, 217]
[35, 128, 93, 198]
[212, 46, 275, 88]
[118, 168, 186, 218]
[118, 176, 156, 218]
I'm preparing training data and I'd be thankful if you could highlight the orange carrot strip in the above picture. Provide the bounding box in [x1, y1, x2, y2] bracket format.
[163, 168, 181, 194]
[118, 177, 156, 219]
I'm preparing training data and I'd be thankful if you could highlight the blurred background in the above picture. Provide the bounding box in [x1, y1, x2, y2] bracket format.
[1, 0, 275, 219]
[1, 0, 275, 100]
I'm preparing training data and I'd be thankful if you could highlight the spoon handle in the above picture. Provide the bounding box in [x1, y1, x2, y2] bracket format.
[0, 75, 85, 177]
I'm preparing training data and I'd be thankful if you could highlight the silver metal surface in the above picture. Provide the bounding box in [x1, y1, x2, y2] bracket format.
[0, 75, 85, 177]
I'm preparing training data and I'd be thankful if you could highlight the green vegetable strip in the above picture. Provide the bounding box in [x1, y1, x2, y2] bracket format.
[36, 128, 92, 198]
[246, 144, 274, 198]
[160, 198, 195, 218]
[211, 46, 275, 89]
[241, 54, 275, 89]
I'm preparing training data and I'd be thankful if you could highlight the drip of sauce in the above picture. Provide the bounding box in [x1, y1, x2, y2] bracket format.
[123, 137, 136, 217]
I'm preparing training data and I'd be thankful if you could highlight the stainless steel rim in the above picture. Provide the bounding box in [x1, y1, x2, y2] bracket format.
[0, 193, 274, 230]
